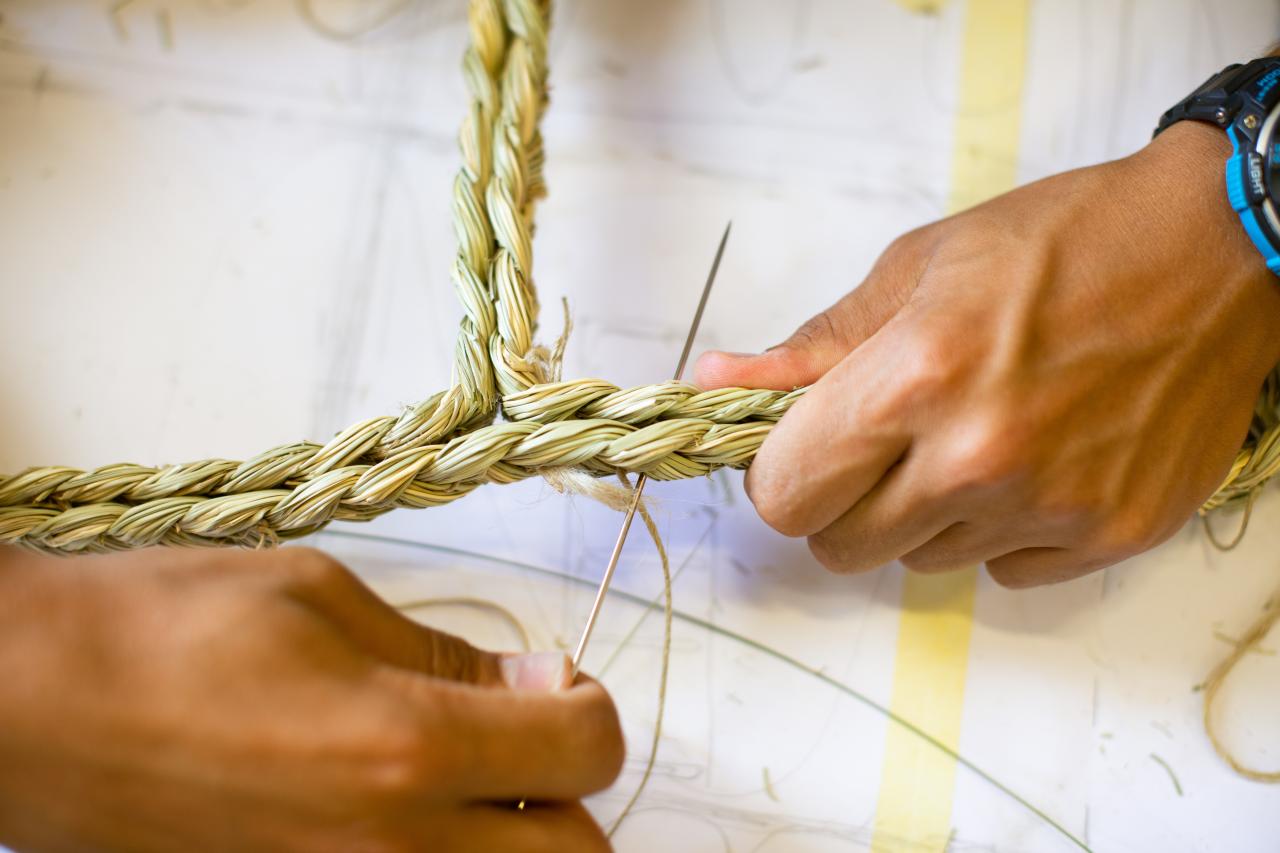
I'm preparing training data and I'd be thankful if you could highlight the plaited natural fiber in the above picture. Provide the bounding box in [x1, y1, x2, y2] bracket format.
[2, 0, 1278, 554]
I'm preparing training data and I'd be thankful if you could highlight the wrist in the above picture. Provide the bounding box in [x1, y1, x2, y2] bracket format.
[1133, 120, 1280, 370]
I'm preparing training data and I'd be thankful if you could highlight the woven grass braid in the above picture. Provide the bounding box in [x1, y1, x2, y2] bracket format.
[3, 0, 1278, 554]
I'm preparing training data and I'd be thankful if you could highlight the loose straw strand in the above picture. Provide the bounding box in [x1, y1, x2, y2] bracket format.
[1199, 488, 1257, 552]
[1198, 588, 1280, 783]
[1197, 487, 1280, 784]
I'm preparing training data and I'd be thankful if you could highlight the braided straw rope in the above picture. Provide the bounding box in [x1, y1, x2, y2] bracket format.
[2, 0, 1278, 554]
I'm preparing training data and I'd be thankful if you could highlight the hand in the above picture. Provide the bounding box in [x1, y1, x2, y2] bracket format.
[697, 122, 1280, 587]
[0, 546, 623, 852]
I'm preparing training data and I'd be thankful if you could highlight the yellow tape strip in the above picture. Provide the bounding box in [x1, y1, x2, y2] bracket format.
[871, 571, 977, 851]
[871, 1, 1029, 849]
[893, 0, 952, 15]
[943, 0, 1031, 217]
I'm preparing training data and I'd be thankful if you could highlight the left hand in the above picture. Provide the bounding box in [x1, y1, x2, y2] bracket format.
[0, 545, 622, 852]
[696, 122, 1280, 587]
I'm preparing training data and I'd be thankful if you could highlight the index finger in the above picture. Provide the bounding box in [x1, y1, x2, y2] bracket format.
[746, 320, 913, 537]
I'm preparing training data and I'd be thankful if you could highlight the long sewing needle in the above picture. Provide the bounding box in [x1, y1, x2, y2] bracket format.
[569, 220, 731, 676]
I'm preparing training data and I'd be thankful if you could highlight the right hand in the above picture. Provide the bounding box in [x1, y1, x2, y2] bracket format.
[0, 545, 623, 852]
[696, 122, 1280, 587]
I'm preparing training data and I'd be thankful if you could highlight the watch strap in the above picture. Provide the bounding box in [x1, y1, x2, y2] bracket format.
[1155, 58, 1280, 137]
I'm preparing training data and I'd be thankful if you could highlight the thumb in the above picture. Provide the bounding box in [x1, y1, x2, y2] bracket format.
[694, 236, 922, 391]
[355, 606, 509, 687]
[271, 548, 507, 685]
[310, 579, 566, 690]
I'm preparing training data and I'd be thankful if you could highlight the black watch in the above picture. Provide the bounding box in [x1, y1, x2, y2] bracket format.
[1156, 58, 1280, 275]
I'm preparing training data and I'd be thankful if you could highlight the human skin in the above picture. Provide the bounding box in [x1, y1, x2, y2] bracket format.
[0, 546, 623, 852]
[696, 121, 1280, 587]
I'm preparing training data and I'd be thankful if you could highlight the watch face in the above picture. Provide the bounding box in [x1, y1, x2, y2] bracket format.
[1266, 115, 1280, 200]
[1259, 99, 1280, 204]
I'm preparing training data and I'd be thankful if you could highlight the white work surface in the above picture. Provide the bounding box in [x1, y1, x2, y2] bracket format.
[2, 2, 1280, 851]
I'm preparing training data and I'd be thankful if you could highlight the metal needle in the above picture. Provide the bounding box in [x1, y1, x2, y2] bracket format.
[569, 221, 732, 676]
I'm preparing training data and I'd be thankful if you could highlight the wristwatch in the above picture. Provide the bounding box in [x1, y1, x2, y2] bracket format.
[1155, 57, 1280, 274]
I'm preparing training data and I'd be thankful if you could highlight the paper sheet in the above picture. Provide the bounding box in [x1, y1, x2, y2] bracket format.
[2, 2, 1278, 849]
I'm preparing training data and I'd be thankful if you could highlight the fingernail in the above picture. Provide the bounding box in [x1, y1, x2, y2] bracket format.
[501, 651, 571, 691]
[712, 350, 757, 359]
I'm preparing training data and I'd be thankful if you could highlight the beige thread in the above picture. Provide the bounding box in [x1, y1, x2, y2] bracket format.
[605, 473, 672, 837]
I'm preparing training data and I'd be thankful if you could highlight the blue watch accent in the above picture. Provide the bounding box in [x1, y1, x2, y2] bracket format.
[1226, 126, 1280, 274]
[1225, 128, 1249, 209]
